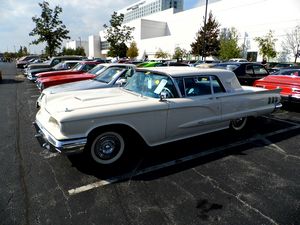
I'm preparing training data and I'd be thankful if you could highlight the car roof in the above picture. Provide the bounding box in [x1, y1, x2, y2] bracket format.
[137, 66, 233, 77]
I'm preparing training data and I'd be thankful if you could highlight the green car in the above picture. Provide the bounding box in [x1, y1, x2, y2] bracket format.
[137, 61, 163, 67]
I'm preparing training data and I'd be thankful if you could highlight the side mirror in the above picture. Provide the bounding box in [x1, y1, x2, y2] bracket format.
[116, 78, 127, 86]
[159, 91, 167, 101]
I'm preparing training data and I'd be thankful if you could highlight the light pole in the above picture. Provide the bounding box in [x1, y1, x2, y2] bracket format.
[201, 0, 208, 61]
[78, 37, 81, 47]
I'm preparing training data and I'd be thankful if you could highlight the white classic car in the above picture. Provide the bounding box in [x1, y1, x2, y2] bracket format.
[34, 67, 282, 166]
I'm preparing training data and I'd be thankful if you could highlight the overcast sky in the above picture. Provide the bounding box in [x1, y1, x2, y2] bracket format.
[0, 0, 201, 54]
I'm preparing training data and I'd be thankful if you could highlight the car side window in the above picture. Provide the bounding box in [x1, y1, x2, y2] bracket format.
[253, 65, 268, 75]
[246, 65, 254, 74]
[184, 76, 212, 97]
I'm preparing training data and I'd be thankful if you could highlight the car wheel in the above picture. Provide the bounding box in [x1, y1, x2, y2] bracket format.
[230, 117, 248, 131]
[90, 131, 126, 165]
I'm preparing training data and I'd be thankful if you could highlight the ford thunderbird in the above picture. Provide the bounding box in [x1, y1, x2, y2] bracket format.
[34, 67, 282, 167]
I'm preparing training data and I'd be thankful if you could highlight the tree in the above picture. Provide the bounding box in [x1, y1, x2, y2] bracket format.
[173, 47, 187, 61]
[191, 11, 220, 59]
[61, 47, 86, 56]
[17, 46, 29, 57]
[126, 41, 139, 59]
[281, 25, 300, 63]
[218, 27, 241, 61]
[254, 30, 277, 61]
[104, 12, 135, 58]
[155, 48, 169, 59]
[29, 1, 70, 57]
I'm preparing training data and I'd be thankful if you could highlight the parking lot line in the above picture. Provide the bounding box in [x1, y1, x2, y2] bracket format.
[67, 122, 300, 196]
[262, 116, 299, 126]
[31, 95, 40, 98]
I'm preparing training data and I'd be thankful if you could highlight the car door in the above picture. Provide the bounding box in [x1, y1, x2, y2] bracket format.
[165, 75, 224, 142]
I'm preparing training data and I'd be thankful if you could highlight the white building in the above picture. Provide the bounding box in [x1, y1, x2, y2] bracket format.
[119, 0, 183, 23]
[94, 0, 300, 62]
[65, 40, 89, 56]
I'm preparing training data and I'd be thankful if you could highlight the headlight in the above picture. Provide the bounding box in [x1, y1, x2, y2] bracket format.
[37, 93, 46, 108]
[36, 81, 44, 91]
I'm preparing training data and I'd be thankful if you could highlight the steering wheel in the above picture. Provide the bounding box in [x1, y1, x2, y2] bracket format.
[162, 87, 174, 98]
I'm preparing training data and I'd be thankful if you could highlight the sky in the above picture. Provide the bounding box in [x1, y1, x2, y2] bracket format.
[0, 0, 201, 54]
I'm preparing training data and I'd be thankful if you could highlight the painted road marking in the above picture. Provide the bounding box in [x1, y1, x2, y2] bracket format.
[68, 123, 300, 196]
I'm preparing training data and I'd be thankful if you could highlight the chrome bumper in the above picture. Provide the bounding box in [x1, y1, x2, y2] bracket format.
[33, 121, 87, 155]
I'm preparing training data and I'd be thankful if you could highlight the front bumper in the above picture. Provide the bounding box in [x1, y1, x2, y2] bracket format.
[33, 121, 87, 155]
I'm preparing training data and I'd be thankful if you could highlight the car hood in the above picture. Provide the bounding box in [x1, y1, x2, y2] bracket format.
[38, 69, 76, 78]
[44, 88, 150, 121]
[38, 73, 94, 83]
[259, 75, 300, 86]
[44, 79, 108, 94]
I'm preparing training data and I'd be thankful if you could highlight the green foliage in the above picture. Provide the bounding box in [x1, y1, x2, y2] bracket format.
[3, 52, 17, 62]
[17, 46, 29, 57]
[191, 11, 220, 58]
[61, 47, 86, 56]
[155, 48, 170, 59]
[173, 47, 187, 61]
[218, 27, 241, 60]
[29, 1, 70, 57]
[104, 12, 135, 57]
[254, 30, 277, 61]
[126, 41, 139, 59]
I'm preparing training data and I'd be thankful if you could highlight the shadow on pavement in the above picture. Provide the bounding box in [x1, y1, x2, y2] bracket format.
[67, 116, 300, 182]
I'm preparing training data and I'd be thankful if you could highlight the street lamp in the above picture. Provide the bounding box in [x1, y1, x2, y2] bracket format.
[201, 0, 208, 61]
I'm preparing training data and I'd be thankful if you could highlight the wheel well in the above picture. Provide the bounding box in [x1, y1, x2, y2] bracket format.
[87, 124, 146, 146]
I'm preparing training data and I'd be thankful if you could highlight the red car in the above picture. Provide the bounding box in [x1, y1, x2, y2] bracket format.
[36, 61, 100, 78]
[36, 63, 132, 91]
[253, 69, 300, 104]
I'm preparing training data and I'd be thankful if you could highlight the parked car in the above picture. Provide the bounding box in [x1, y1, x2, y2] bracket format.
[34, 67, 281, 167]
[137, 61, 164, 67]
[25, 55, 85, 74]
[27, 60, 81, 81]
[270, 67, 300, 75]
[16, 55, 40, 68]
[212, 62, 269, 85]
[253, 69, 300, 104]
[36, 65, 136, 107]
[36, 61, 101, 79]
[228, 58, 248, 62]
[35, 63, 135, 91]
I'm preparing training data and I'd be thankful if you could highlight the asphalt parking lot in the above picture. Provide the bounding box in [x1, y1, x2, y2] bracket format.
[0, 62, 300, 225]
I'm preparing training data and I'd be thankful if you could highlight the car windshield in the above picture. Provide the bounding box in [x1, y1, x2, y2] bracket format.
[93, 67, 126, 83]
[123, 71, 178, 98]
[87, 64, 106, 75]
[71, 63, 83, 71]
[53, 62, 65, 70]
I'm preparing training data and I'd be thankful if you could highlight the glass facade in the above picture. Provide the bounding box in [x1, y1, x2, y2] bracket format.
[122, 0, 183, 23]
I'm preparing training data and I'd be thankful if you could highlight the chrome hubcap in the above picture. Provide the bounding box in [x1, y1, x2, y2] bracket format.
[95, 135, 121, 160]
